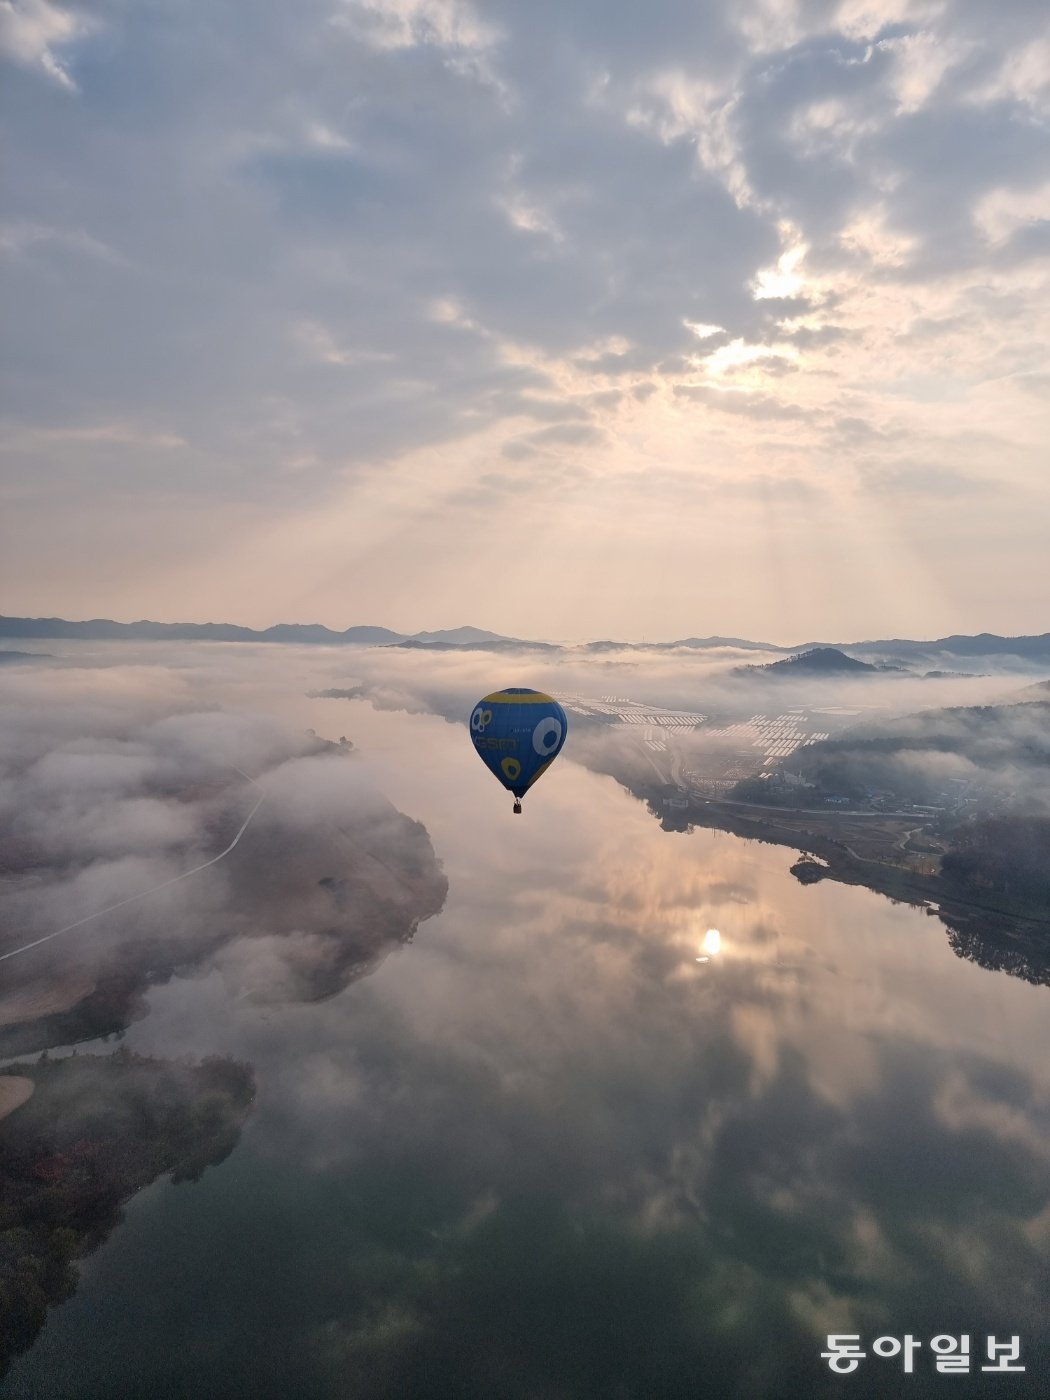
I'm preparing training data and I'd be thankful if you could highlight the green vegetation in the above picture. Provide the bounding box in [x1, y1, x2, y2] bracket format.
[941, 817, 1050, 907]
[0, 1050, 254, 1375]
[744, 647, 879, 675]
[729, 776, 845, 807]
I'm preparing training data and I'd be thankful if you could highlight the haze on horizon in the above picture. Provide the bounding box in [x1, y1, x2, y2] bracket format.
[2, 0, 1048, 641]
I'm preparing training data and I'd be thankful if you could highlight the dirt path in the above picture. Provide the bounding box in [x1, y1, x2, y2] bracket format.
[0, 969, 97, 1028]
[0, 1075, 34, 1121]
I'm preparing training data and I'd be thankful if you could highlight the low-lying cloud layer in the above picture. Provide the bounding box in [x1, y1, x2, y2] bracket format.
[784, 691, 1050, 813]
[3, 639, 1050, 1395]
[1, 636, 1045, 1048]
[0, 658, 448, 1050]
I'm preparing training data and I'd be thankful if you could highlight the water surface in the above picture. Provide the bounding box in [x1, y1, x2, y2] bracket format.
[5, 695, 1049, 1398]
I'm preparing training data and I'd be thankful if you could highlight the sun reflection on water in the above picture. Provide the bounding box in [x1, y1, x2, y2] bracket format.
[697, 927, 721, 961]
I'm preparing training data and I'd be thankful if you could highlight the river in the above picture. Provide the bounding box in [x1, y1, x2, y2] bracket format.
[4, 676, 1049, 1398]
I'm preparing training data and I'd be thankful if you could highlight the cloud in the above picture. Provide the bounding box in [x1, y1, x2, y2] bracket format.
[2, 0, 1049, 639]
[673, 382, 815, 420]
[335, 0, 500, 56]
[0, 0, 91, 89]
[0, 663, 448, 1048]
[517, 422, 605, 448]
[858, 462, 994, 496]
[0, 220, 123, 262]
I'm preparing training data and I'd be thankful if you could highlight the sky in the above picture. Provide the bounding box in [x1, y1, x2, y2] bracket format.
[1, 0, 1048, 643]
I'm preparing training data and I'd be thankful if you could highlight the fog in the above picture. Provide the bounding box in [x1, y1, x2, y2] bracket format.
[3, 638, 1045, 896]
[293, 637, 1050, 822]
[3, 639, 1050, 1396]
[3, 635, 1047, 1053]
[776, 691, 1050, 816]
[0, 653, 448, 1049]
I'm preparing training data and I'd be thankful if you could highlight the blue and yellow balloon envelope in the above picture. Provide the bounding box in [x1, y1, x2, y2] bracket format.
[469, 687, 567, 812]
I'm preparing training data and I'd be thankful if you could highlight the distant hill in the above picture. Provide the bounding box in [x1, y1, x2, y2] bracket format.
[840, 633, 1050, 664]
[394, 637, 561, 654]
[264, 623, 405, 645]
[1016, 679, 1050, 700]
[0, 616, 265, 642]
[923, 670, 985, 679]
[664, 635, 789, 652]
[740, 647, 881, 677]
[0, 650, 53, 664]
[0, 615, 392, 644]
[576, 633, 1050, 661]
[0, 616, 522, 648]
[408, 626, 506, 645]
[1, 616, 1046, 662]
[580, 635, 785, 654]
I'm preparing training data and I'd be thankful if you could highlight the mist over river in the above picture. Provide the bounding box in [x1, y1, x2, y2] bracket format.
[2, 647, 1049, 1398]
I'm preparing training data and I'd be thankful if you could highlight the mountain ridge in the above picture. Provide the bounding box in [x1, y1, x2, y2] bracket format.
[2, 615, 1048, 659]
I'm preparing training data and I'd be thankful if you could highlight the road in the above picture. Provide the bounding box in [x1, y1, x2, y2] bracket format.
[0, 781, 266, 965]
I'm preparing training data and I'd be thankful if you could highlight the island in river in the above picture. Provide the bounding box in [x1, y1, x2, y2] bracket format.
[0, 1049, 255, 1377]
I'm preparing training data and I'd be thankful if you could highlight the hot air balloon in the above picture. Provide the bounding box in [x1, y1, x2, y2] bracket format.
[469, 687, 567, 813]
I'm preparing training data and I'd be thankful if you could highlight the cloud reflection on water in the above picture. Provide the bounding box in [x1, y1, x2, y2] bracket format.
[4, 643, 1050, 1397]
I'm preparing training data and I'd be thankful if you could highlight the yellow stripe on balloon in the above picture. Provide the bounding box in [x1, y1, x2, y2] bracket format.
[482, 690, 556, 705]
